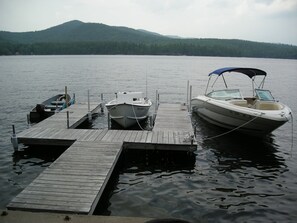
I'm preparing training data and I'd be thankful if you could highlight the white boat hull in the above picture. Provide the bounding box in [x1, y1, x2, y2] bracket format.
[191, 96, 291, 136]
[106, 103, 151, 128]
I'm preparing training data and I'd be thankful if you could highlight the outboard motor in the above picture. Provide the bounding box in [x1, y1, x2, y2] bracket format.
[36, 104, 45, 114]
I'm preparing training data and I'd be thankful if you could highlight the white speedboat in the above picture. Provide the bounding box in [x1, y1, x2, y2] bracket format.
[106, 91, 152, 129]
[191, 67, 292, 136]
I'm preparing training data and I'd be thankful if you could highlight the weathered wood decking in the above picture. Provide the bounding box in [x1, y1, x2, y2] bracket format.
[7, 141, 122, 214]
[154, 103, 192, 131]
[17, 103, 195, 150]
[31, 102, 101, 129]
[7, 102, 196, 214]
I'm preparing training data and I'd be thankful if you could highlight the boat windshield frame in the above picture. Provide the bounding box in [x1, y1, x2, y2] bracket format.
[207, 89, 243, 100]
[205, 67, 267, 96]
[255, 89, 275, 101]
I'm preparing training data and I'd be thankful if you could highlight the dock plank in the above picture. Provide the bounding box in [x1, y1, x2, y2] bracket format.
[135, 131, 143, 142]
[146, 131, 153, 143]
[151, 131, 158, 144]
[129, 131, 138, 142]
[93, 128, 109, 141]
[123, 130, 133, 142]
[140, 131, 148, 143]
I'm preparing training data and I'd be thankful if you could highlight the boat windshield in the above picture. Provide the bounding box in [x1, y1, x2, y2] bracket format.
[255, 89, 275, 101]
[207, 89, 243, 100]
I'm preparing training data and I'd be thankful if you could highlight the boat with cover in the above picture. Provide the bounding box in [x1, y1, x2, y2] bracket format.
[191, 67, 292, 136]
[29, 93, 75, 123]
[106, 91, 152, 129]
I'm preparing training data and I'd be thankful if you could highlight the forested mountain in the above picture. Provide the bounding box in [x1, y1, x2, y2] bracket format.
[0, 20, 296, 59]
[0, 20, 169, 43]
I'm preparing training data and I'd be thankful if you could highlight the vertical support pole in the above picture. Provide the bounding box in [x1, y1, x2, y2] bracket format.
[65, 86, 68, 108]
[107, 112, 111, 129]
[158, 93, 160, 106]
[27, 114, 30, 126]
[88, 90, 90, 112]
[100, 93, 104, 113]
[149, 115, 153, 129]
[187, 80, 189, 111]
[88, 90, 92, 122]
[73, 93, 76, 104]
[11, 125, 18, 151]
[155, 90, 158, 115]
[189, 85, 192, 112]
[66, 111, 70, 129]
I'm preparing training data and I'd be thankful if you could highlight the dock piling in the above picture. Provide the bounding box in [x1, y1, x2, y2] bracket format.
[65, 86, 68, 108]
[155, 90, 159, 114]
[66, 111, 70, 128]
[100, 93, 104, 113]
[149, 115, 153, 129]
[107, 112, 111, 129]
[11, 125, 18, 151]
[187, 80, 189, 111]
[88, 90, 92, 122]
[189, 85, 192, 112]
[26, 114, 30, 126]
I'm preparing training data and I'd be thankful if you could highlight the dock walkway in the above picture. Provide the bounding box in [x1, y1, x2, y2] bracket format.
[154, 103, 192, 131]
[7, 103, 196, 215]
[7, 141, 122, 214]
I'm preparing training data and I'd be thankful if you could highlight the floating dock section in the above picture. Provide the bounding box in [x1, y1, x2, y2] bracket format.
[7, 102, 196, 214]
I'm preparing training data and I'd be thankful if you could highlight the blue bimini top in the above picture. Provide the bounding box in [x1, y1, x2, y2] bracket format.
[209, 67, 267, 78]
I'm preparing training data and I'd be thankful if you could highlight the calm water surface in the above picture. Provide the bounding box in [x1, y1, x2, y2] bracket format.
[0, 55, 296, 222]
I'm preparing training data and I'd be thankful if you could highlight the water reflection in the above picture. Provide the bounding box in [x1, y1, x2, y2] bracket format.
[95, 149, 197, 219]
[0, 145, 65, 209]
[192, 112, 285, 172]
[120, 149, 196, 173]
[191, 112, 291, 222]
[12, 145, 65, 174]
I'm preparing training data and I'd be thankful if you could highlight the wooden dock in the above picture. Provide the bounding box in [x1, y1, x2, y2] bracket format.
[31, 102, 102, 129]
[153, 103, 192, 131]
[7, 102, 196, 215]
[7, 141, 122, 214]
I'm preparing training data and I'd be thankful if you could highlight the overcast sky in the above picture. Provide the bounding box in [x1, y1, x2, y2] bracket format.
[0, 0, 296, 45]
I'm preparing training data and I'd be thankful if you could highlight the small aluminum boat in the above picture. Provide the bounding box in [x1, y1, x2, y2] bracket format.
[29, 94, 75, 123]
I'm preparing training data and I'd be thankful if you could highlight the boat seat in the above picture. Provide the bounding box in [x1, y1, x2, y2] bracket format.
[45, 105, 63, 110]
[51, 100, 65, 106]
[230, 100, 249, 107]
[254, 101, 283, 110]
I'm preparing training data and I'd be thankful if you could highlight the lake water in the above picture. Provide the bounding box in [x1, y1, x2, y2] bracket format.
[0, 55, 296, 222]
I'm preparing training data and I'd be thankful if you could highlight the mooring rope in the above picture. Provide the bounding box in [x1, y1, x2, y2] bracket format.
[132, 103, 146, 131]
[203, 112, 264, 140]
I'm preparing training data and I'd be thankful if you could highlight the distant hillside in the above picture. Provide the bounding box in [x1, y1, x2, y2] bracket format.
[0, 20, 296, 59]
[0, 20, 169, 43]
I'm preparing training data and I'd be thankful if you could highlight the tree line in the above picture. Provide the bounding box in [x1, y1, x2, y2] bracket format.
[0, 40, 296, 59]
